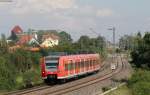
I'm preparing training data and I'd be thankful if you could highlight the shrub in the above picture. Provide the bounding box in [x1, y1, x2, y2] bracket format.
[128, 70, 150, 95]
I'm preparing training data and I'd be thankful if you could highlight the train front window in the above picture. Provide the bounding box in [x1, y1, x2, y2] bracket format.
[46, 62, 58, 69]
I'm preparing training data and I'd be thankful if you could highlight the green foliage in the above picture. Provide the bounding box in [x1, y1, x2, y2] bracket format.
[0, 31, 107, 91]
[76, 35, 106, 56]
[40, 34, 106, 57]
[119, 32, 142, 51]
[0, 56, 17, 90]
[59, 31, 72, 45]
[0, 34, 9, 54]
[128, 70, 150, 95]
[0, 35, 42, 91]
[22, 70, 37, 88]
[131, 32, 150, 69]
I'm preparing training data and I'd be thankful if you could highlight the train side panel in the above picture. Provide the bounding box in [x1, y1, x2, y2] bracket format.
[57, 54, 101, 79]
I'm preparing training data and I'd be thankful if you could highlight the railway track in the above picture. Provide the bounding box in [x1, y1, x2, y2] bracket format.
[44, 54, 126, 95]
[5, 54, 126, 95]
[5, 57, 108, 95]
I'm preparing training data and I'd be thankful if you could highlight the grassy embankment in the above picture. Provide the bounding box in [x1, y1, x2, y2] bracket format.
[106, 85, 132, 95]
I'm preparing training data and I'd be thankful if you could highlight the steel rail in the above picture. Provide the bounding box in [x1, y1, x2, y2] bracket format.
[5, 58, 108, 95]
[44, 54, 125, 95]
[5, 55, 124, 95]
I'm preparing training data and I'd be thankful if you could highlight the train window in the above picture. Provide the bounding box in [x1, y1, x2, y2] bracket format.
[90, 59, 93, 67]
[92, 60, 94, 66]
[71, 60, 75, 70]
[45, 62, 58, 69]
[75, 62, 77, 69]
[77, 62, 81, 68]
[65, 64, 68, 71]
[88, 59, 90, 68]
[68, 64, 71, 70]
[81, 61, 82, 68]
[71, 63, 73, 70]
[93, 60, 96, 65]
[81, 59, 84, 68]
[85, 60, 87, 67]
[67, 60, 71, 70]
[74, 61, 77, 69]
[85, 60, 88, 67]
[72, 63, 74, 70]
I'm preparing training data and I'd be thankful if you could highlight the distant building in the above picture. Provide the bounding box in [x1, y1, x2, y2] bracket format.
[40, 34, 59, 47]
[17, 35, 33, 45]
[10, 28, 59, 47]
[11, 25, 23, 35]
[16, 31, 39, 45]
[10, 25, 23, 41]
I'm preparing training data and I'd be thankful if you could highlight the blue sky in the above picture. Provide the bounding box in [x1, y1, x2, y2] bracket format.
[0, 0, 150, 41]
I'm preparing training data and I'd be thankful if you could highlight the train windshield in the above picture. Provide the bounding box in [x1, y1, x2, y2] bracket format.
[45, 56, 59, 71]
[46, 62, 58, 69]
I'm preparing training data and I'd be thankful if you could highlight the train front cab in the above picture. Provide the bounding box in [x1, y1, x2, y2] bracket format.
[41, 56, 59, 83]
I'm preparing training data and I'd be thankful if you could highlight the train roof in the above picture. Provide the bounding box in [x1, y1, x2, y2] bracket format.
[44, 52, 100, 60]
[45, 53, 99, 59]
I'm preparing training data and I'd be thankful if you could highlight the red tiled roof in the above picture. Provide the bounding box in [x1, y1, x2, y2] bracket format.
[11, 25, 23, 34]
[17, 35, 33, 45]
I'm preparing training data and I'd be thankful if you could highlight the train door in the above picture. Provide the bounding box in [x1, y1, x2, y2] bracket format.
[91, 59, 93, 70]
[75, 60, 78, 75]
[68, 60, 71, 77]
[68, 60, 75, 77]
[72, 60, 76, 75]
[81, 59, 84, 73]
[92, 59, 95, 70]
[86, 59, 89, 71]
[64, 60, 68, 78]
[76, 60, 80, 74]
[79, 59, 82, 73]
[84, 59, 86, 73]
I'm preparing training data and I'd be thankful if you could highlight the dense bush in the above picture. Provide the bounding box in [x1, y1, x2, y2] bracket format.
[128, 70, 150, 95]
[131, 32, 150, 69]
[0, 48, 42, 91]
[0, 56, 16, 90]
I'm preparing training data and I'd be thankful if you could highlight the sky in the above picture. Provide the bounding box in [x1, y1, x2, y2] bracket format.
[0, 0, 150, 42]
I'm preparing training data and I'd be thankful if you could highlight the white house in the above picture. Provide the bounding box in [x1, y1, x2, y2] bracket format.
[40, 34, 59, 48]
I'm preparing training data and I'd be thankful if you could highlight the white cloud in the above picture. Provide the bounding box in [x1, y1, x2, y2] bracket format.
[96, 9, 114, 17]
[12, 0, 75, 14]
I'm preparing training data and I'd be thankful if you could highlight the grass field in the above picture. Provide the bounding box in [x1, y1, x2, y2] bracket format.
[106, 85, 132, 95]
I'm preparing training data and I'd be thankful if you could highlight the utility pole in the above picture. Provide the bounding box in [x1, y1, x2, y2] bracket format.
[108, 27, 116, 87]
[108, 27, 116, 59]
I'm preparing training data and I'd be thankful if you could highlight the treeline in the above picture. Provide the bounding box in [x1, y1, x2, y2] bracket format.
[119, 32, 150, 95]
[119, 32, 150, 69]
[0, 31, 106, 91]
[41, 31, 106, 57]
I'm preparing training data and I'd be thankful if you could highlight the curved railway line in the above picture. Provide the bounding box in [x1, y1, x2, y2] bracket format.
[5, 54, 127, 95]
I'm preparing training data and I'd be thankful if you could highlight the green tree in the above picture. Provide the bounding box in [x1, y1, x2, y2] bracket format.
[59, 31, 73, 45]
[0, 56, 16, 90]
[78, 35, 90, 51]
[0, 34, 9, 54]
[131, 32, 150, 68]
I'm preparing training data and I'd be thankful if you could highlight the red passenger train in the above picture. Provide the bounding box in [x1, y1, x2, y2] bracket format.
[40, 53, 101, 83]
